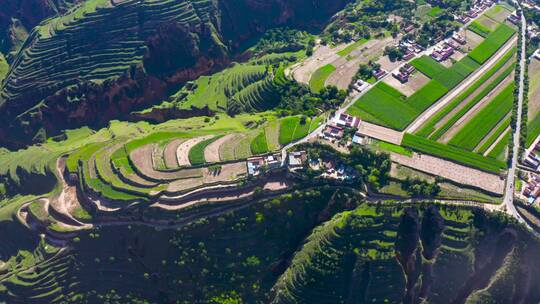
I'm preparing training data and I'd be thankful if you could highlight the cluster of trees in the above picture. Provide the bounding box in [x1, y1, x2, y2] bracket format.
[303, 143, 391, 190]
[401, 177, 441, 197]
[251, 28, 312, 55]
[384, 46, 406, 62]
[405, 12, 458, 47]
[276, 82, 347, 117]
[426, 0, 470, 10]
[509, 12, 526, 163]
[321, 0, 413, 44]
[350, 61, 380, 88]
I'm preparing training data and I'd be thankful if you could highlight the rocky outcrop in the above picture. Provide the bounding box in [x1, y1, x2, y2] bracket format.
[0, 0, 350, 149]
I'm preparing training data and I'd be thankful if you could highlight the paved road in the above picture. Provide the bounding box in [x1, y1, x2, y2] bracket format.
[503, 3, 527, 223]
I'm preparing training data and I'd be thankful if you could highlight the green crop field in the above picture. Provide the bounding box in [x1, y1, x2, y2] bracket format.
[411, 55, 478, 89]
[0, 53, 8, 83]
[411, 56, 446, 78]
[407, 80, 448, 111]
[469, 24, 515, 64]
[415, 48, 515, 138]
[250, 131, 269, 155]
[347, 83, 417, 130]
[188, 136, 224, 166]
[527, 113, 540, 147]
[309, 64, 336, 93]
[348, 76, 451, 130]
[337, 39, 368, 57]
[279, 116, 302, 145]
[477, 117, 511, 154]
[428, 62, 515, 141]
[449, 84, 513, 151]
[487, 131, 510, 160]
[402, 134, 507, 173]
[468, 20, 492, 37]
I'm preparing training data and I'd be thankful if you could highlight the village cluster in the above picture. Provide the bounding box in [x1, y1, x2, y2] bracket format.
[245, 112, 364, 182]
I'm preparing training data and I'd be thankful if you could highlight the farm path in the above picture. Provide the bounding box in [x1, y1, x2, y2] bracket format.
[406, 35, 518, 134]
[176, 135, 212, 166]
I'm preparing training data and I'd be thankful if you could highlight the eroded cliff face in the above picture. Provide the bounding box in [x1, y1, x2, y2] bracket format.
[0, 0, 350, 149]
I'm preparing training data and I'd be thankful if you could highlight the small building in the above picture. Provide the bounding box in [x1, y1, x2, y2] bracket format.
[533, 50, 540, 61]
[452, 34, 466, 45]
[402, 64, 415, 74]
[403, 51, 415, 61]
[353, 79, 370, 92]
[372, 69, 387, 80]
[266, 154, 282, 170]
[352, 133, 366, 145]
[323, 124, 345, 140]
[392, 72, 409, 83]
[289, 151, 307, 168]
[336, 113, 361, 129]
[508, 13, 519, 25]
[247, 157, 265, 176]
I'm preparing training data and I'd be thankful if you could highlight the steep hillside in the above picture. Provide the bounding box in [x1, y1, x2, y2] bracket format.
[0, 0, 349, 149]
[1, 192, 540, 303]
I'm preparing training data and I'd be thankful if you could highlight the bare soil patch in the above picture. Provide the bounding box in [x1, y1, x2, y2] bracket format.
[325, 36, 400, 89]
[291, 44, 343, 84]
[177, 135, 213, 166]
[164, 139, 185, 168]
[384, 71, 430, 97]
[377, 55, 403, 73]
[528, 58, 540, 120]
[463, 30, 484, 52]
[131, 145, 203, 181]
[166, 178, 204, 193]
[219, 134, 245, 161]
[358, 122, 404, 145]
[204, 134, 236, 163]
[451, 50, 466, 61]
[391, 152, 504, 194]
[202, 162, 247, 184]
